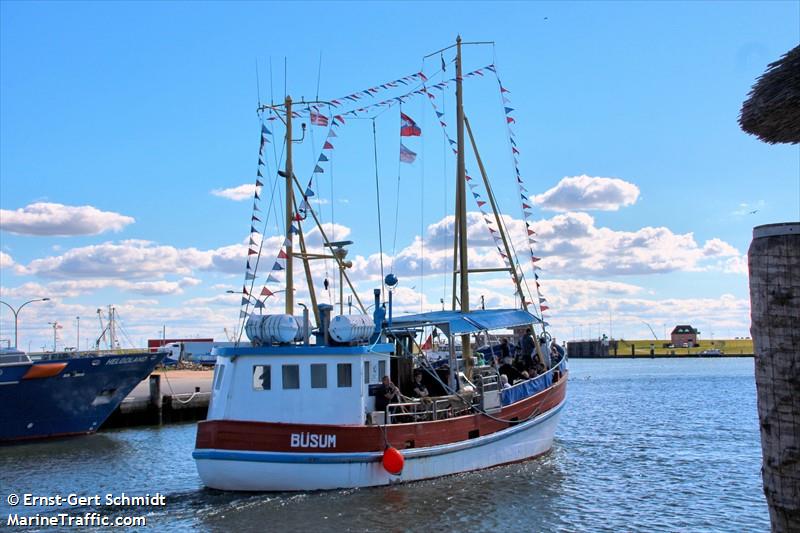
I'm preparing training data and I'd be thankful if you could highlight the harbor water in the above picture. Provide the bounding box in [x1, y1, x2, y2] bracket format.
[1, 358, 768, 531]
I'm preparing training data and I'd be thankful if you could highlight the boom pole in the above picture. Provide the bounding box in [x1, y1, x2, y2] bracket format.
[454, 36, 473, 376]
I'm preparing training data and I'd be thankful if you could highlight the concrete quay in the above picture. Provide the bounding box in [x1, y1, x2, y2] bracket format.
[102, 369, 214, 429]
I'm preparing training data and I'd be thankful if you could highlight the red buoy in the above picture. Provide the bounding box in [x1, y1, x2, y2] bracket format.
[382, 446, 404, 475]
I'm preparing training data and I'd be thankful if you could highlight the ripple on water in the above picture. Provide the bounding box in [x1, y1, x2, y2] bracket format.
[0, 359, 769, 532]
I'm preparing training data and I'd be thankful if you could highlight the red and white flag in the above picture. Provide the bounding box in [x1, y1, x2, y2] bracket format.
[400, 112, 421, 137]
[399, 143, 417, 164]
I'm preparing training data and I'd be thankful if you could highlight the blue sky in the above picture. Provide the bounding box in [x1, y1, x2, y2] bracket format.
[1, 1, 798, 350]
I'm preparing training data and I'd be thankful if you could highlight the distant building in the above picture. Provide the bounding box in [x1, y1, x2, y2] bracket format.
[671, 325, 699, 346]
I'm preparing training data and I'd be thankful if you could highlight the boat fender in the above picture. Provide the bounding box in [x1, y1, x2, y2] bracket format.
[382, 446, 404, 475]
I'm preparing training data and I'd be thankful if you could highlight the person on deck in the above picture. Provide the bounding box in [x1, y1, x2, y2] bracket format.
[412, 371, 430, 399]
[499, 356, 522, 384]
[375, 375, 399, 413]
[521, 329, 535, 369]
[499, 338, 510, 361]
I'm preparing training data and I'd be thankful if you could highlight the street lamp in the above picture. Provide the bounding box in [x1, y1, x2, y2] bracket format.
[0, 298, 51, 349]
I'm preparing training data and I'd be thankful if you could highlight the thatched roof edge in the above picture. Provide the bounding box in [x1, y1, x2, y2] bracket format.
[739, 45, 800, 145]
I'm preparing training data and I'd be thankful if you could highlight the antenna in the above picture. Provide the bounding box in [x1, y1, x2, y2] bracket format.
[315, 51, 323, 101]
[255, 59, 262, 107]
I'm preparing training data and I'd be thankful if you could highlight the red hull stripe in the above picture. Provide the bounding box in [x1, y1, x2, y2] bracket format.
[196, 372, 567, 454]
[193, 400, 566, 464]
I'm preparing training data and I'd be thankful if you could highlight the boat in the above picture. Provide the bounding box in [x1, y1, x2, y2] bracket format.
[193, 37, 567, 491]
[0, 307, 164, 443]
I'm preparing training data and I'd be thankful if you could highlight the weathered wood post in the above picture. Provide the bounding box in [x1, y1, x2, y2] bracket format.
[749, 222, 800, 532]
[148, 374, 162, 425]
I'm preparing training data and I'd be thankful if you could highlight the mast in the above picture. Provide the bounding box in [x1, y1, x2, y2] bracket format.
[284, 96, 294, 315]
[454, 36, 473, 373]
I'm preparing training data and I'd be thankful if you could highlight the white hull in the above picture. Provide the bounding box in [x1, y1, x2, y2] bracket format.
[195, 400, 564, 491]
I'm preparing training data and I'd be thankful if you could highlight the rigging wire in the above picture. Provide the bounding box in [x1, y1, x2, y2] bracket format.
[390, 110, 402, 271]
[372, 118, 386, 301]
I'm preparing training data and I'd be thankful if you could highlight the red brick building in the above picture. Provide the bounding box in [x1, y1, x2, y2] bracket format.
[671, 325, 699, 347]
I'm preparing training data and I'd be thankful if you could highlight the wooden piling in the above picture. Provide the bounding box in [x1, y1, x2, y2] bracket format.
[749, 222, 800, 532]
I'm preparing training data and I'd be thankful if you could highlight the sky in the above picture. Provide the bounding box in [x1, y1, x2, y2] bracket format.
[1, 1, 798, 351]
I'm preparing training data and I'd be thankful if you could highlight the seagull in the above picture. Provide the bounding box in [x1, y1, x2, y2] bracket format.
[749, 210, 759, 214]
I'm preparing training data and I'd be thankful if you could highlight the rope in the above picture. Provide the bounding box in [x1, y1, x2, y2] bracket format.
[160, 371, 201, 405]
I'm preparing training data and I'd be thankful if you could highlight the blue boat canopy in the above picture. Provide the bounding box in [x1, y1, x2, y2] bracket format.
[388, 309, 541, 336]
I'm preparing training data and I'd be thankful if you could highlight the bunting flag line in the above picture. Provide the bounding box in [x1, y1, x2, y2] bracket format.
[421, 80, 508, 271]
[310, 111, 329, 126]
[492, 65, 551, 318]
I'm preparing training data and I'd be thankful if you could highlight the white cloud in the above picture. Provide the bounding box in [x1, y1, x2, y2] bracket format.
[211, 184, 256, 201]
[532, 175, 640, 212]
[0, 202, 134, 236]
[0, 251, 15, 270]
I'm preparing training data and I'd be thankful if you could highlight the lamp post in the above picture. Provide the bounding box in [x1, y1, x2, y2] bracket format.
[0, 298, 51, 349]
[47, 321, 61, 352]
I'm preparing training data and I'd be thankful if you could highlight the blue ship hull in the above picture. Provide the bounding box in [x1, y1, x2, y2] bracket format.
[0, 351, 164, 443]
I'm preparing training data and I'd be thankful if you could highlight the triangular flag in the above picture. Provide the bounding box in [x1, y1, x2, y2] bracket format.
[504, 107, 514, 114]
[540, 305, 549, 312]
[256, 178, 263, 186]
[239, 310, 248, 318]
[261, 287, 274, 297]
[248, 248, 257, 255]
[323, 141, 334, 150]
[258, 157, 264, 166]
[318, 153, 329, 162]
[305, 188, 315, 197]
[314, 165, 324, 173]
[267, 274, 279, 283]
[250, 225, 259, 234]
[327, 129, 337, 138]
[477, 200, 486, 207]
[257, 169, 263, 177]
[272, 261, 284, 271]
[245, 272, 256, 280]
[278, 249, 288, 259]
[254, 300, 265, 309]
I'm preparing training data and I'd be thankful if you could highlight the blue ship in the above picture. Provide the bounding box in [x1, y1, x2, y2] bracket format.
[0, 348, 164, 443]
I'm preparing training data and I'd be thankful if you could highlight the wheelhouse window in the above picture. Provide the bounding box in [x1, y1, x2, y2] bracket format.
[337, 363, 352, 388]
[311, 363, 327, 389]
[363, 361, 370, 384]
[214, 365, 226, 391]
[282, 364, 300, 389]
[378, 360, 386, 379]
[252, 365, 270, 391]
